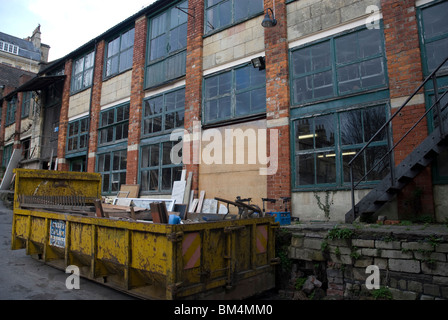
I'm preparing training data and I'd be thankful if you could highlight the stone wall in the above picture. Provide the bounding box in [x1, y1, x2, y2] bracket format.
[285, 223, 448, 300]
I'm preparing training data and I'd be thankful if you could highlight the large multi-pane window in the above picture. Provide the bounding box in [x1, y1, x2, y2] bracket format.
[140, 141, 183, 193]
[203, 63, 266, 124]
[291, 27, 387, 105]
[293, 104, 390, 189]
[205, 0, 264, 34]
[418, 0, 448, 74]
[146, 0, 188, 88]
[2, 144, 12, 168]
[71, 51, 95, 93]
[67, 117, 89, 153]
[98, 104, 129, 145]
[142, 88, 185, 136]
[105, 28, 135, 78]
[97, 150, 127, 194]
[6, 96, 16, 126]
[21, 92, 32, 118]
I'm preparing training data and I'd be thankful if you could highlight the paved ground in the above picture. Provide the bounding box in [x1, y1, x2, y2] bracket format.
[0, 200, 136, 300]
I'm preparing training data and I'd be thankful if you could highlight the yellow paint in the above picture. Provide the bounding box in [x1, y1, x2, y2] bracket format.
[11, 169, 278, 300]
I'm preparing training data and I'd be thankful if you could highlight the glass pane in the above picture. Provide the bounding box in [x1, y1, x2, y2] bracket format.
[315, 115, 335, 148]
[218, 96, 231, 119]
[152, 116, 162, 133]
[342, 149, 364, 183]
[219, 72, 231, 95]
[234, 0, 248, 21]
[108, 37, 120, 57]
[141, 171, 149, 191]
[311, 41, 331, 71]
[83, 69, 93, 87]
[364, 105, 387, 142]
[85, 52, 95, 69]
[235, 67, 250, 91]
[338, 64, 361, 94]
[295, 119, 313, 151]
[150, 35, 167, 60]
[436, 150, 448, 177]
[422, 1, 448, 39]
[119, 48, 133, 72]
[102, 174, 110, 193]
[163, 142, 173, 165]
[366, 145, 389, 181]
[166, 113, 175, 130]
[74, 57, 84, 74]
[173, 166, 183, 182]
[141, 147, 149, 168]
[340, 110, 363, 145]
[360, 58, 385, 88]
[162, 168, 172, 190]
[165, 50, 187, 80]
[206, 100, 218, 122]
[80, 135, 88, 149]
[205, 76, 218, 99]
[358, 29, 382, 58]
[104, 153, 111, 171]
[293, 76, 313, 103]
[297, 154, 314, 185]
[426, 38, 448, 72]
[236, 92, 250, 116]
[219, 1, 232, 27]
[150, 144, 159, 167]
[336, 33, 358, 64]
[151, 13, 167, 39]
[313, 70, 333, 98]
[150, 170, 159, 191]
[251, 87, 266, 113]
[316, 152, 336, 184]
[176, 110, 185, 128]
[293, 48, 311, 75]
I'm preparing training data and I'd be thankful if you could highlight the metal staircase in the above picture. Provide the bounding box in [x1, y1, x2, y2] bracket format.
[346, 56, 448, 223]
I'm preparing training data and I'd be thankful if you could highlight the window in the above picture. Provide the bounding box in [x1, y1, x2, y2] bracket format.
[6, 97, 16, 126]
[71, 51, 95, 93]
[292, 104, 389, 189]
[205, 0, 264, 34]
[203, 63, 266, 124]
[97, 150, 127, 194]
[21, 92, 33, 118]
[67, 117, 89, 153]
[146, 0, 188, 88]
[140, 141, 183, 193]
[0, 41, 19, 55]
[291, 27, 387, 105]
[98, 104, 129, 145]
[21, 138, 31, 160]
[142, 88, 185, 136]
[105, 28, 135, 78]
[419, 1, 448, 74]
[2, 144, 12, 168]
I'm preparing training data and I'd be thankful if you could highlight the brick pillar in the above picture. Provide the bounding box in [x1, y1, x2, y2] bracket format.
[87, 40, 105, 173]
[264, 0, 291, 212]
[56, 59, 73, 171]
[382, 0, 434, 219]
[184, 0, 205, 197]
[126, 16, 147, 185]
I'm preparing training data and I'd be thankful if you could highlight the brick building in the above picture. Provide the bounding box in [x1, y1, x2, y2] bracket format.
[1, 0, 448, 223]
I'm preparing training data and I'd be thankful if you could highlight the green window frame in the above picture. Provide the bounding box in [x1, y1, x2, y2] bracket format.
[6, 96, 16, 126]
[21, 91, 32, 118]
[290, 26, 387, 106]
[105, 27, 135, 78]
[292, 103, 390, 190]
[98, 103, 129, 146]
[97, 149, 127, 195]
[205, 0, 264, 34]
[67, 117, 89, 154]
[71, 51, 95, 93]
[2, 144, 12, 168]
[418, 0, 448, 75]
[146, 0, 188, 88]
[203, 63, 266, 124]
[140, 140, 183, 194]
[142, 87, 185, 137]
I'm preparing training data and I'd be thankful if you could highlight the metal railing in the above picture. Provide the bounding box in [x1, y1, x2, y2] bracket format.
[349, 56, 448, 220]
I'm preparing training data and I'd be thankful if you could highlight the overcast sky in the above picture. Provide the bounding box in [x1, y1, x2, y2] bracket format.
[0, 0, 156, 61]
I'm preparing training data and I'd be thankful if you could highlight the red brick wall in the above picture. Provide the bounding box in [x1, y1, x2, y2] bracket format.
[382, 0, 434, 218]
[264, 0, 291, 212]
[56, 59, 73, 171]
[184, 0, 205, 197]
[87, 41, 105, 173]
[126, 16, 147, 185]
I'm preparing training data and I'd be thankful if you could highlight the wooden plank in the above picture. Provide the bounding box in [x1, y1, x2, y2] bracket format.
[118, 185, 140, 198]
[189, 199, 198, 213]
[0, 148, 22, 190]
[171, 180, 186, 204]
[183, 172, 193, 205]
[196, 191, 206, 213]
